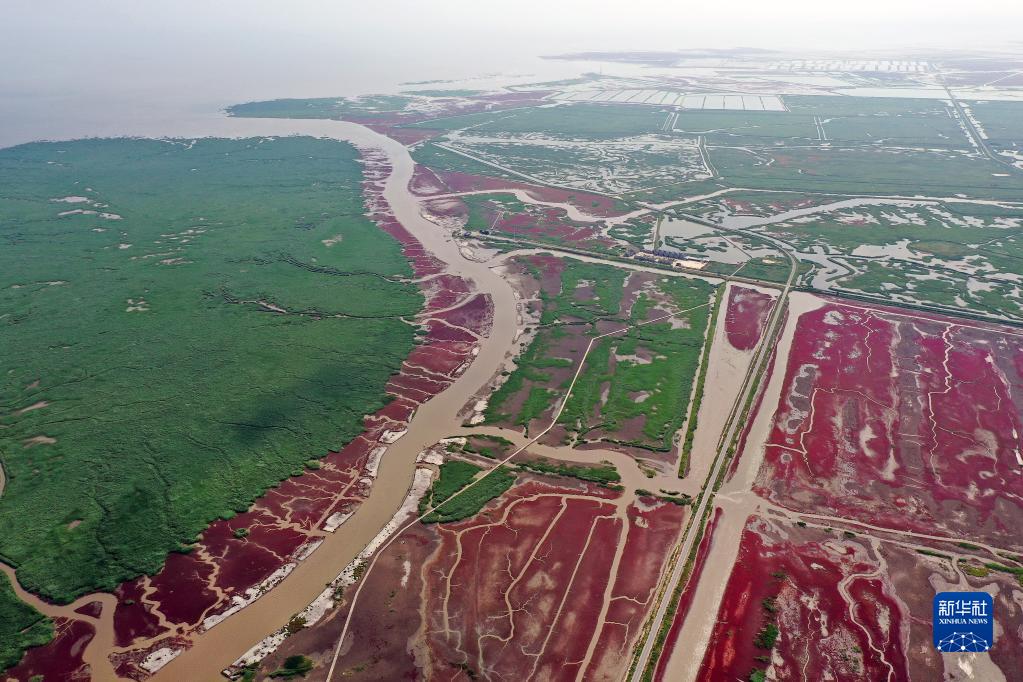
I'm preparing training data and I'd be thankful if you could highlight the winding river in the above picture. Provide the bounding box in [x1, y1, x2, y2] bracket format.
[3, 117, 522, 682]
[154, 120, 522, 680]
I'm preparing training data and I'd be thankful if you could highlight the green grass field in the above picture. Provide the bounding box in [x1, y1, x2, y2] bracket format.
[227, 95, 413, 119]
[968, 100, 1023, 147]
[420, 461, 517, 523]
[738, 200, 1023, 315]
[785, 96, 969, 148]
[516, 458, 620, 485]
[557, 275, 713, 451]
[678, 286, 723, 475]
[484, 259, 628, 427]
[672, 110, 817, 144]
[707, 145, 1023, 200]
[607, 217, 655, 248]
[460, 193, 528, 231]
[672, 97, 967, 148]
[470, 103, 670, 138]
[487, 258, 713, 452]
[0, 137, 421, 607]
[410, 142, 518, 180]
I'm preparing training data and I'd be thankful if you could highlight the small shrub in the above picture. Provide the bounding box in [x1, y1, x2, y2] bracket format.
[754, 623, 780, 650]
[270, 654, 314, 678]
[960, 563, 991, 578]
[917, 549, 951, 560]
[285, 615, 307, 634]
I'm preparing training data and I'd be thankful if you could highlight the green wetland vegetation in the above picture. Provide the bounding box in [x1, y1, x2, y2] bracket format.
[707, 145, 1023, 201]
[231, 93, 1023, 321]
[0, 137, 421, 614]
[559, 274, 713, 451]
[419, 461, 516, 523]
[227, 95, 414, 120]
[486, 258, 714, 452]
[468, 102, 671, 139]
[410, 142, 519, 181]
[0, 573, 52, 670]
[516, 457, 620, 485]
[970, 100, 1023, 148]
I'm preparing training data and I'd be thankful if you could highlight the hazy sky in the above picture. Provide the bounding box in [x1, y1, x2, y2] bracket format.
[6, 0, 1023, 51]
[5, 1, 1022, 95]
[2, 0, 1021, 146]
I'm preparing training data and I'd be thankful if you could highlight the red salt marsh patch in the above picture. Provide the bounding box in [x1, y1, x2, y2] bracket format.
[5, 617, 95, 681]
[586, 498, 686, 679]
[143, 551, 219, 627]
[409, 164, 447, 196]
[256, 527, 439, 681]
[419, 483, 623, 679]
[404, 342, 473, 376]
[418, 273, 473, 312]
[113, 580, 170, 647]
[489, 206, 615, 250]
[607, 498, 686, 603]
[724, 286, 776, 351]
[525, 253, 566, 294]
[422, 318, 478, 344]
[267, 476, 674, 681]
[411, 166, 628, 218]
[431, 292, 494, 337]
[723, 198, 757, 214]
[697, 516, 908, 682]
[753, 302, 1023, 548]
[386, 372, 449, 403]
[364, 123, 440, 146]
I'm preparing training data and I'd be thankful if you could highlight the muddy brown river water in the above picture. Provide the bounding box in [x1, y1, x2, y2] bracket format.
[147, 121, 521, 681]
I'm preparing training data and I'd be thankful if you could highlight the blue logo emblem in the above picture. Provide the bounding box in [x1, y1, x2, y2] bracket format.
[933, 591, 993, 652]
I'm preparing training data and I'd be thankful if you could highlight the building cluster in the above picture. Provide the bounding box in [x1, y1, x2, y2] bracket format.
[633, 249, 708, 270]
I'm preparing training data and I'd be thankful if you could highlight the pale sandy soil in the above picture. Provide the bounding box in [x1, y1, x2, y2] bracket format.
[675, 282, 780, 497]
[21, 435, 57, 447]
[14, 401, 48, 415]
[658, 291, 824, 682]
[426, 187, 650, 226]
